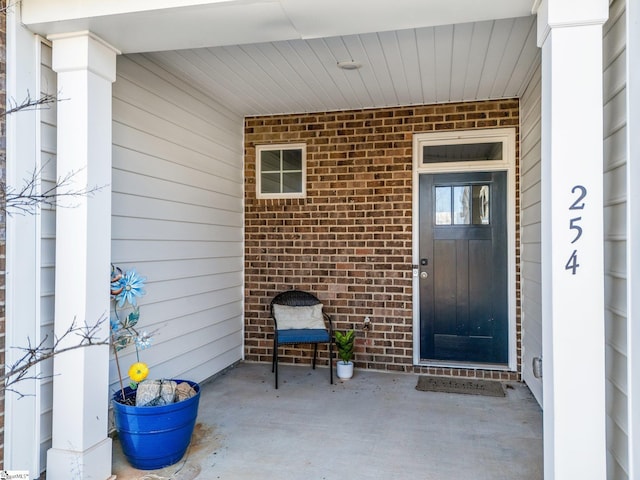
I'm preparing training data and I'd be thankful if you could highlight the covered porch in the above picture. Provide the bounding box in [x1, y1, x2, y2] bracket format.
[113, 362, 543, 479]
[4, 0, 617, 479]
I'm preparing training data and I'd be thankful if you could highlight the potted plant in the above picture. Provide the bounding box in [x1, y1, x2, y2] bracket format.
[335, 329, 355, 379]
[110, 265, 201, 470]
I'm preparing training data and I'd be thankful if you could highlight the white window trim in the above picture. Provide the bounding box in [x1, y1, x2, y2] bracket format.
[256, 143, 307, 199]
[411, 127, 517, 372]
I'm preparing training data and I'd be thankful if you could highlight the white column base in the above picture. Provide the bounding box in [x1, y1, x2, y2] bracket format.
[46, 437, 114, 480]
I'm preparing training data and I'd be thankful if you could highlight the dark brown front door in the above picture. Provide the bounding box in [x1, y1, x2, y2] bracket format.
[419, 171, 508, 364]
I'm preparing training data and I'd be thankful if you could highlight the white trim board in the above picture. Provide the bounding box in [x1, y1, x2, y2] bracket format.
[411, 128, 518, 372]
[627, 0, 640, 475]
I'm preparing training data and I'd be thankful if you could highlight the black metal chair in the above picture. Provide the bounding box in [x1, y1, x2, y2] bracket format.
[270, 290, 334, 389]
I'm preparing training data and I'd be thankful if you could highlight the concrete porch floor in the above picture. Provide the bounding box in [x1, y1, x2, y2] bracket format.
[112, 362, 543, 480]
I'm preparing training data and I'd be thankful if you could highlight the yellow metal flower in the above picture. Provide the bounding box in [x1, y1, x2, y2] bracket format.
[128, 362, 149, 383]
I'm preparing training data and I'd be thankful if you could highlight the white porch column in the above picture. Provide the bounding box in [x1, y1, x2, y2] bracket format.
[4, 11, 41, 477]
[46, 32, 119, 480]
[536, 1, 608, 479]
[627, 0, 640, 476]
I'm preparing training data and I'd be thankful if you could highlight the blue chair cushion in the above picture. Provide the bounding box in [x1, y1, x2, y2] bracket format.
[277, 328, 330, 345]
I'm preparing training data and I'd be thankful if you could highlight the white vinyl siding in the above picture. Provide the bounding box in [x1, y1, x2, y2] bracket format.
[110, 54, 244, 395]
[38, 41, 56, 475]
[603, 0, 629, 478]
[520, 59, 542, 407]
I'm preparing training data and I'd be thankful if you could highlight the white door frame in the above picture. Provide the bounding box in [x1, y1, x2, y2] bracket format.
[412, 127, 517, 371]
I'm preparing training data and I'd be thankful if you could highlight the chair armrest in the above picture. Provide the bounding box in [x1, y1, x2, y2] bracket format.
[323, 312, 333, 336]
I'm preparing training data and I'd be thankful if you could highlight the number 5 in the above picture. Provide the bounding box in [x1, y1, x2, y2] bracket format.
[570, 217, 583, 243]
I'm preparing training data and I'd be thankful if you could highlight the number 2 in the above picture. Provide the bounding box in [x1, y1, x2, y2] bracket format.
[570, 185, 587, 210]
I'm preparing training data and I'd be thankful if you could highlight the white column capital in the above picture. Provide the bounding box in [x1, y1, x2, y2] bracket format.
[535, 0, 609, 47]
[49, 31, 120, 82]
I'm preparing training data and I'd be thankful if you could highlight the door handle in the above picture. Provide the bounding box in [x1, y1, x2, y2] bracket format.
[420, 271, 429, 279]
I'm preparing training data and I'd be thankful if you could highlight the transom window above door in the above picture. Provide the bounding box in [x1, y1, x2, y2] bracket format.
[422, 141, 503, 164]
[256, 144, 306, 199]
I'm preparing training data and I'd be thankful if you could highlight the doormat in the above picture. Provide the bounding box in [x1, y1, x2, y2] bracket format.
[416, 376, 505, 397]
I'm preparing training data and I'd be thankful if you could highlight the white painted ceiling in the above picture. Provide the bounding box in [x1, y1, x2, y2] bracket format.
[23, 0, 540, 116]
[144, 16, 539, 116]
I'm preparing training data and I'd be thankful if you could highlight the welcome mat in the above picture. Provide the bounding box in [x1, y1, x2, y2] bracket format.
[416, 376, 505, 397]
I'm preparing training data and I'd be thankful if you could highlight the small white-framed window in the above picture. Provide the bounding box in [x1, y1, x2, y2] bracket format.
[256, 143, 306, 199]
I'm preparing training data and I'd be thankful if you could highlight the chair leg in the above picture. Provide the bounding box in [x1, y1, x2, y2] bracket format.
[273, 338, 279, 389]
[312, 343, 318, 369]
[329, 340, 333, 385]
[272, 342, 276, 372]
[271, 338, 278, 373]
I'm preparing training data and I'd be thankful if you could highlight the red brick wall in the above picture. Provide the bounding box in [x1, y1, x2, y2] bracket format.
[244, 100, 521, 381]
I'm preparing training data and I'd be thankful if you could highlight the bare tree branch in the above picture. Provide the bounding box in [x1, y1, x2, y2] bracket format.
[0, 64, 108, 395]
[1, 161, 104, 216]
[0, 1, 21, 16]
[0, 90, 102, 214]
[2, 316, 110, 398]
[4, 91, 58, 117]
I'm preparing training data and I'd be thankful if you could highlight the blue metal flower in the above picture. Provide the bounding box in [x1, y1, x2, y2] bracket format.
[110, 265, 124, 296]
[114, 269, 147, 308]
[135, 331, 153, 350]
[110, 316, 120, 332]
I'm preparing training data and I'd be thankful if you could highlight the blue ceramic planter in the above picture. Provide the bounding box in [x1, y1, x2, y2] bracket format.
[112, 380, 200, 470]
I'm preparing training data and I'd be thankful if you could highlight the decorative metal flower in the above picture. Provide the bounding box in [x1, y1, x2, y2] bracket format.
[113, 269, 147, 308]
[110, 264, 153, 393]
[135, 331, 153, 350]
[110, 266, 124, 296]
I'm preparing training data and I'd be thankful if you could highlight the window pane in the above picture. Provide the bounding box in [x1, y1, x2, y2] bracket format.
[261, 173, 281, 194]
[261, 150, 281, 171]
[453, 186, 471, 225]
[423, 142, 503, 163]
[257, 145, 305, 197]
[472, 185, 490, 224]
[282, 149, 302, 171]
[435, 187, 452, 225]
[282, 172, 302, 193]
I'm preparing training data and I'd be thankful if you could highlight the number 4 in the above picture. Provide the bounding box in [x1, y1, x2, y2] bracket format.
[565, 250, 580, 275]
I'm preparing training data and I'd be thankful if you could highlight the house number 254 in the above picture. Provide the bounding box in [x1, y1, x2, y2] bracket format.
[565, 185, 587, 275]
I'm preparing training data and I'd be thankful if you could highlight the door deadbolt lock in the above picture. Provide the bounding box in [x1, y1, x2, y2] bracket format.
[420, 271, 429, 279]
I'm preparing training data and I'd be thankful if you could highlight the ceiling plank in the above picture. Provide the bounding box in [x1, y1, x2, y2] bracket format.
[462, 21, 495, 101]
[490, 16, 536, 98]
[323, 36, 374, 109]
[396, 29, 425, 105]
[476, 18, 516, 100]
[433, 24, 455, 103]
[354, 32, 400, 107]
[504, 16, 539, 97]
[286, 40, 348, 113]
[415, 27, 438, 104]
[341, 34, 387, 107]
[449, 22, 476, 103]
